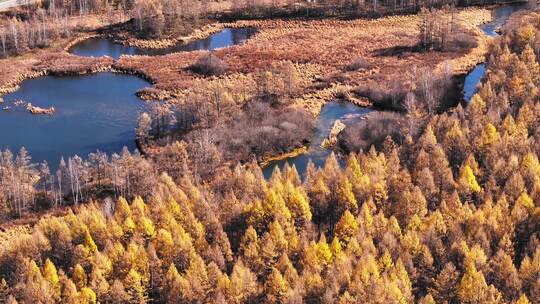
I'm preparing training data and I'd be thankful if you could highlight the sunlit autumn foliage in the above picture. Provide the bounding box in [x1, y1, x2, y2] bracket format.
[2, 4, 540, 304]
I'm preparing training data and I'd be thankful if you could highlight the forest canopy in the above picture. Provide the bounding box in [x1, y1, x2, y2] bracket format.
[1, 8, 540, 303]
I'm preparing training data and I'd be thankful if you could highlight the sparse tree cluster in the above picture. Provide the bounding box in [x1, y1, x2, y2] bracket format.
[0, 147, 156, 219]
[139, 61, 309, 179]
[130, 0, 209, 38]
[0, 0, 121, 57]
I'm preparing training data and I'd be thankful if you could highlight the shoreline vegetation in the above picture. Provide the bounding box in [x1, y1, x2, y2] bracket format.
[259, 146, 309, 168]
[0, 0, 526, 221]
[0, 4, 491, 104]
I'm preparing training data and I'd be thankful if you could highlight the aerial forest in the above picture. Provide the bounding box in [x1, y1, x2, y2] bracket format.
[0, 5, 540, 303]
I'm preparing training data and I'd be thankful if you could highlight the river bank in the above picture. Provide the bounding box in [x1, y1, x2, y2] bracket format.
[0, 7, 492, 109]
[261, 3, 529, 178]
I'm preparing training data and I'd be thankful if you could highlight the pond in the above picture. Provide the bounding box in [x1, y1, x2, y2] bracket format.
[0, 73, 150, 168]
[0, 27, 260, 169]
[69, 28, 258, 59]
[262, 102, 372, 179]
[463, 3, 529, 102]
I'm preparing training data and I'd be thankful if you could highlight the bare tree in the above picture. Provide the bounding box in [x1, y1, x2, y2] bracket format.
[9, 19, 19, 54]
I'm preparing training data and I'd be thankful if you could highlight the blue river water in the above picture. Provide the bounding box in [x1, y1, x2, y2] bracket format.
[262, 102, 372, 179]
[463, 3, 528, 102]
[0, 73, 149, 168]
[0, 28, 257, 168]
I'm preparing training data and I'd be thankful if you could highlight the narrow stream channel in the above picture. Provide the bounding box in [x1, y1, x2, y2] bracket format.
[262, 102, 372, 179]
[462, 3, 528, 102]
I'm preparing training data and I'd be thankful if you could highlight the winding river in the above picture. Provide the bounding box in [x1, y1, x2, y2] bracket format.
[463, 3, 528, 101]
[264, 3, 529, 179]
[0, 28, 256, 168]
[0, 5, 527, 173]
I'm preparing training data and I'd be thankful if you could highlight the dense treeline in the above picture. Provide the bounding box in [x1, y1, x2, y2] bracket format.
[1, 9, 540, 304]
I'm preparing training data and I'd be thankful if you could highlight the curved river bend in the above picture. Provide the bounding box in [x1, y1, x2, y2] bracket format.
[69, 28, 257, 59]
[463, 3, 528, 102]
[0, 28, 256, 169]
[0, 6, 527, 172]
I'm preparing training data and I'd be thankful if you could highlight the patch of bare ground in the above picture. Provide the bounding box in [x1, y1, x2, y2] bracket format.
[115, 7, 491, 115]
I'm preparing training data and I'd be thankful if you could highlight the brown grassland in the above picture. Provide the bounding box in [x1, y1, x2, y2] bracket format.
[0, 7, 491, 115]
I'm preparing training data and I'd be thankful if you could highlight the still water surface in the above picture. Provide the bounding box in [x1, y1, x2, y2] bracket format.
[0, 73, 149, 167]
[1, 28, 258, 168]
[69, 28, 257, 59]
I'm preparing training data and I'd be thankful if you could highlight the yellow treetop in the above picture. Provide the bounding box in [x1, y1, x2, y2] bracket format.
[516, 191, 534, 210]
[42, 259, 60, 295]
[516, 294, 530, 304]
[468, 94, 486, 117]
[83, 229, 98, 254]
[515, 24, 536, 50]
[479, 123, 500, 147]
[78, 287, 97, 304]
[458, 264, 487, 303]
[458, 165, 482, 194]
[265, 268, 289, 302]
[336, 210, 359, 245]
[73, 264, 87, 289]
